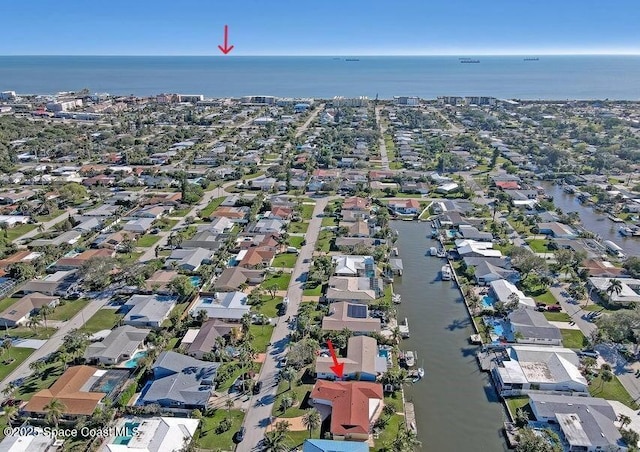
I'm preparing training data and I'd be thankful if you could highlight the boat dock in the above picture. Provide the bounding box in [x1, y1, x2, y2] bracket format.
[398, 318, 410, 338]
[405, 402, 417, 434]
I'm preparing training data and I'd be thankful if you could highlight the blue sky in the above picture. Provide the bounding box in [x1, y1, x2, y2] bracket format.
[3, 0, 640, 55]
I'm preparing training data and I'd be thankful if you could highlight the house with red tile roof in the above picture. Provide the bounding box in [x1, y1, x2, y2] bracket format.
[239, 247, 275, 269]
[310, 380, 384, 441]
[495, 180, 520, 190]
[388, 199, 420, 215]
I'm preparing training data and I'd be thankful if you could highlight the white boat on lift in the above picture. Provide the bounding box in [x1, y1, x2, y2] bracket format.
[441, 264, 452, 281]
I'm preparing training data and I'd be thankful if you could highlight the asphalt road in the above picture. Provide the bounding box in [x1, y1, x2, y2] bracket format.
[237, 197, 329, 452]
[375, 106, 390, 170]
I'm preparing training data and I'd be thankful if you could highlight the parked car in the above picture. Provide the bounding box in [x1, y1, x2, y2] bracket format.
[252, 381, 262, 395]
[547, 304, 562, 312]
[236, 426, 246, 442]
[578, 349, 600, 359]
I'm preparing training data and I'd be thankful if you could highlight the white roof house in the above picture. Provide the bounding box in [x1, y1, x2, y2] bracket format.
[104, 417, 200, 452]
[455, 239, 503, 258]
[489, 279, 536, 309]
[332, 255, 374, 277]
[492, 345, 588, 395]
[165, 248, 212, 272]
[588, 277, 640, 304]
[189, 291, 249, 321]
[123, 295, 178, 328]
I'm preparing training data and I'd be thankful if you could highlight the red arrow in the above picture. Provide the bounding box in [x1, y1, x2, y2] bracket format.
[326, 340, 344, 380]
[218, 25, 234, 55]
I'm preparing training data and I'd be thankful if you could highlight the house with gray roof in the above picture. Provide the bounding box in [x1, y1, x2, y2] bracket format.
[123, 294, 178, 328]
[29, 230, 82, 247]
[252, 218, 285, 234]
[122, 218, 155, 234]
[212, 267, 264, 291]
[84, 325, 150, 365]
[181, 230, 226, 251]
[528, 393, 627, 452]
[186, 320, 234, 359]
[458, 225, 493, 242]
[474, 260, 520, 286]
[139, 351, 218, 410]
[507, 308, 562, 346]
[164, 248, 212, 272]
[189, 291, 249, 321]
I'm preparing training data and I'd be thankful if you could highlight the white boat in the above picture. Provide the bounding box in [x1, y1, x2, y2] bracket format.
[417, 367, 425, 378]
[392, 293, 402, 304]
[404, 351, 416, 367]
[436, 248, 447, 258]
[441, 264, 452, 281]
[428, 247, 438, 256]
[619, 226, 634, 237]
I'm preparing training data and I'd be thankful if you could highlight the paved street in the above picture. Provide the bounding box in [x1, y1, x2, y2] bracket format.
[238, 197, 328, 452]
[375, 106, 390, 170]
[14, 207, 79, 245]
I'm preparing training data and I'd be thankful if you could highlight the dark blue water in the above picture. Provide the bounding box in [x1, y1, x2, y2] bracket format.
[1, 55, 640, 99]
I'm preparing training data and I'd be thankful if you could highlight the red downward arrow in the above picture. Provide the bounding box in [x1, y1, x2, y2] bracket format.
[326, 339, 344, 380]
[218, 25, 234, 55]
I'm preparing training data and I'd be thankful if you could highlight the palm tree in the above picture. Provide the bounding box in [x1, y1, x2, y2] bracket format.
[262, 431, 287, 452]
[28, 315, 42, 332]
[44, 398, 66, 429]
[280, 366, 297, 391]
[278, 396, 293, 414]
[1, 383, 15, 398]
[3, 405, 18, 425]
[274, 419, 291, 435]
[225, 398, 234, 412]
[606, 279, 623, 301]
[619, 414, 632, 429]
[599, 364, 614, 390]
[302, 408, 322, 438]
[39, 305, 53, 329]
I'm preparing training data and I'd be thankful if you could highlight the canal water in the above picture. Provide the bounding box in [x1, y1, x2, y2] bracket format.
[542, 181, 640, 257]
[393, 220, 508, 452]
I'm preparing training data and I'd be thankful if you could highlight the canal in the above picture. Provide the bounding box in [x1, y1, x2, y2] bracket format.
[542, 181, 640, 256]
[392, 220, 508, 452]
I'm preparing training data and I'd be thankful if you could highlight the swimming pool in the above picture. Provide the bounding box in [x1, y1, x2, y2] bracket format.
[189, 276, 201, 287]
[482, 295, 496, 310]
[123, 351, 148, 369]
[379, 349, 390, 358]
[112, 421, 140, 445]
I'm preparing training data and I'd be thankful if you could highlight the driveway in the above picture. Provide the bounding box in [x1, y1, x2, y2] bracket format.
[237, 197, 329, 452]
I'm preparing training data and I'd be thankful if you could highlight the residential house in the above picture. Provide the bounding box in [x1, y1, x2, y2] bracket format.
[252, 218, 285, 234]
[122, 218, 155, 234]
[238, 247, 275, 269]
[322, 302, 381, 334]
[588, 277, 640, 304]
[0, 292, 59, 328]
[455, 240, 503, 258]
[123, 294, 178, 328]
[346, 220, 370, 238]
[528, 393, 627, 452]
[507, 308, 562, 346]
[270, 206, 293, 221]
[491, 345, 588, 396]
[138, 351, 218, 410]
[342, 197, 370, 215]
[22, 366, 111, 421]
[97, 231, 137, 251]
[52, 248, 115, 271]
[458, 225, 493, 242]
[0, 250, 41, 271]
[84, 326, 150, 365]
[334, 237, 384, 252]
[20, 270, 78, 297]
[388, 199, 420, 215]
[208, 217, 234, 234]
[0, 431, 55, 451]
[73, 217, 102, 233]
[104, 417, 200, 452]
[489, 279, 536, 310]
[189, 292, 249, 322]
[29, 230, 82, 247]
[302, 439, 369, 452]
[212, 267, 264, 291]
[580, 259, 628, 278]
[316, 336, 386, 381]
[332, 255, 375, 277]
[209, 206, 249, 223]
[165, 248, 212, 272]
[326, 276, 381, 304]
[474, 260, 520, 286]
[536, 222, 578, 239]
[310, 380, 384, 441]
[186, 319, 235, 359]
[181, 230, 226, 251]
[463, 256, 512, 270]
[144, 270, 179, 293]
[131, 205, 171, 219]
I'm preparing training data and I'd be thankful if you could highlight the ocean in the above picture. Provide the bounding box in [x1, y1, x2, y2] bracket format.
[1, 55, 640, 99]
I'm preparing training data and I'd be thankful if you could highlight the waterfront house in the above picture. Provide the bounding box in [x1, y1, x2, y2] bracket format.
[84, 325, 150, 365]
[326, 276, 381, 304]
[0, 292, 59, 328]
[315, 336, 386, 381]
[189, 291, 249, 322]
[580, 259, 628, 278]
[528, 393, 627, 452]
[458, 225, 493, 242]
[536, 222, 578, 239]
[105, 416, 200, 452]
[489, 279, 536, 309]
[506, 308, 562, 346]
[22, 366, 110, 422]
[491, 345, 588, 396]
[455, 240, 503, 258]
[387, 199, 420, 215]
[138, 351, 218, 411]
[332, 255, 375, 277]
[322, 302, 381, 334]
[310, 380, 384, 441]
[474, 261, 520, 286]
[123, 294, 178, 328]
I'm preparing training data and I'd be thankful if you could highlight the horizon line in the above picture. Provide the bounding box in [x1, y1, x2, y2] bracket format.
[2, 52, 640, 57]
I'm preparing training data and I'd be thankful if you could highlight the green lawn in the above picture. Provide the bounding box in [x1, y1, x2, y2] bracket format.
[561, 329, 588, 349]
[48, 298, 89, 321]
[263, 272, 292, 290]
[287, 236, 305, 249]
[504, 396, 530, 419]
[590, 374, 639, 409]
[170, 207, 192, 217]
[11, 327, 56, 339]
[373, 413, 404, 451]
[533, 290, 557, 305]
[249, 324, 274, 353]
[285, 430, 319, 449]
[272, 377, 314, 418]
[250, 295, 283, 318]
[7, 224, 37, 241]
[321, 216, 338, 227]
[0, 297, 21, 313]
[288, 222, 309, 233]
[117, 251, 144, 265]
[543, 311, 571, 322]
[34, 209, 64, 222]
[136, 235, 162, 247]
[79, 309, 123, 333]
[195, 409, 245, 451]
[215, 362, 261, 392]
[300, 203, 315, 220]
[272, 253, 298, 268]
[15, 361, 65, 401]
[527, 239, 552, 253]
[303, 284, 324, 297]
[199, 197, 226, 218]
[315, 230, 334, 253]
[157, 219, 179, 231]
[0, 347, 34, 382]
